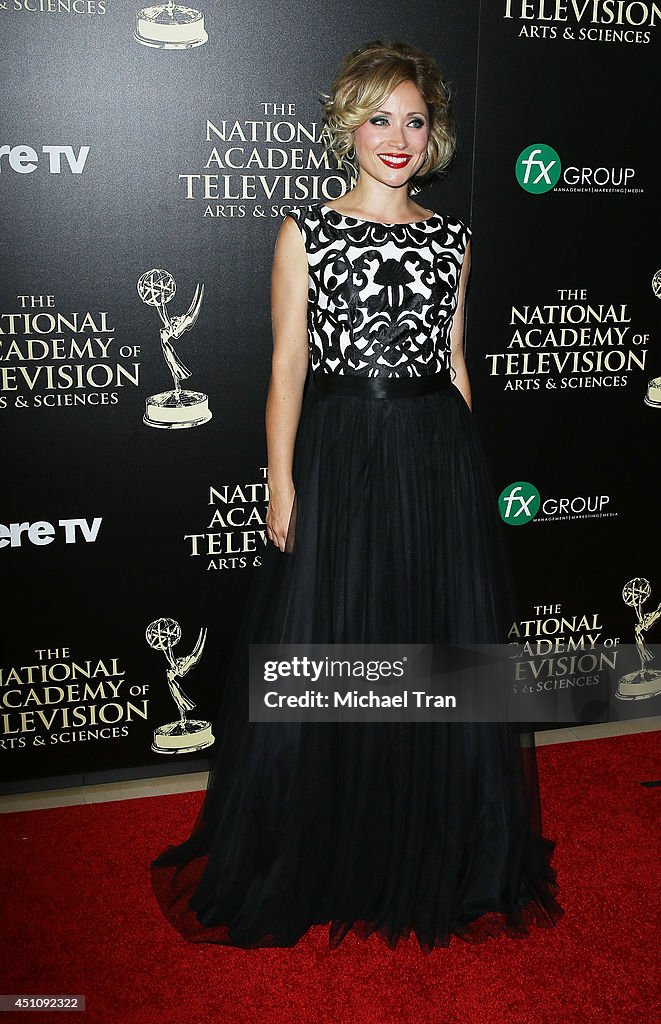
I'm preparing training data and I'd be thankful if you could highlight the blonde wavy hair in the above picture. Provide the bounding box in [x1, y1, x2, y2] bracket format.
[321, 40, 457, 189]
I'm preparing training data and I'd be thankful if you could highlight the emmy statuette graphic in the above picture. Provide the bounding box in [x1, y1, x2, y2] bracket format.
[643, 376, 661, 408]
[146, 617, 215, 753]
[644, 269, 661, 407]
[134, 2, 208, 49]
[616, 578, 661, 700]
[137, 269, 212, 429]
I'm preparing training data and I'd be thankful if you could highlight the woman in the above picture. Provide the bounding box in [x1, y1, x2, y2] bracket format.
[151, 40, 564, 952]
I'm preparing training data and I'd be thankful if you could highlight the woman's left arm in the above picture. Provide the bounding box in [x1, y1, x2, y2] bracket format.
[449, 238, 472, 412]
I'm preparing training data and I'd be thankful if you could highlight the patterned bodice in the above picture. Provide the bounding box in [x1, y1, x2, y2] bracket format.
[286, 202, 471, 377]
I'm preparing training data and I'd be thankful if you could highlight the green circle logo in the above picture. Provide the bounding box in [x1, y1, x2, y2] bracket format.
[516, 144, 562, 194]
[498, 481, 541, 526]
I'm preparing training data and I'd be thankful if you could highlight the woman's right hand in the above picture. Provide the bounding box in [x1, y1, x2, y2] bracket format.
[265, 480, 296, 552]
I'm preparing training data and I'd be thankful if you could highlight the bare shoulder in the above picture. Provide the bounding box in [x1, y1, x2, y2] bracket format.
[411, 201, 435, 219]
[273, 214, 306, 261]
[272, 215, 307, 303]
[277, 212, 302, 239]
[457, 237, 472, 296]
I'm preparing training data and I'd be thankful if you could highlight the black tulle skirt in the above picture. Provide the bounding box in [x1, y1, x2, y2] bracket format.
[150, 368, 564, 952]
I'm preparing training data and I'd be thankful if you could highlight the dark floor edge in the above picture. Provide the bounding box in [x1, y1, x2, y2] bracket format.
[0, 758, 211, 797]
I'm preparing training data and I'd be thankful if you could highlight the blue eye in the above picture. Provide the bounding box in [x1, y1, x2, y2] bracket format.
[368, 116, 427, 129]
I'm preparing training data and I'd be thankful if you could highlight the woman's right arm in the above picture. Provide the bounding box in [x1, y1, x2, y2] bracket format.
[265, 215, 309, 551]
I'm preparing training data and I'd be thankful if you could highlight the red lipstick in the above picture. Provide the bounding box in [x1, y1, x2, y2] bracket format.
[378, 153, 412, 168]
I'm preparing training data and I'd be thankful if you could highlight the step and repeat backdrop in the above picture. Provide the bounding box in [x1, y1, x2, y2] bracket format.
[2, 1, 659, 789]
[469, 2, 660, 735]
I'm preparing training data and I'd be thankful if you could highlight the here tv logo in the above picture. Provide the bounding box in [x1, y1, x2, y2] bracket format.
[0, 517, 102, 548]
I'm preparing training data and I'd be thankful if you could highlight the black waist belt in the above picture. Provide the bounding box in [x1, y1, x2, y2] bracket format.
[312, 367, 452, 398]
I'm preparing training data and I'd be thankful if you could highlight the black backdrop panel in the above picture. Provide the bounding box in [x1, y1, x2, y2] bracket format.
[1, 2, 479, 784]
[469, 3, 660, 659]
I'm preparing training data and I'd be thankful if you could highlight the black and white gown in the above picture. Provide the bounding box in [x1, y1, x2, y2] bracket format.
[150, 202, 564, 952]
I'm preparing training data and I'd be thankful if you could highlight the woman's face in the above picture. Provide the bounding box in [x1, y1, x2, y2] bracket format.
[353, 80, 430, 190]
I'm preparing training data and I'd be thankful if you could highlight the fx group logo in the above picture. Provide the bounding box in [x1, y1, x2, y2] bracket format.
[515, 143, 639, 194]
[516, 144, 561, 194]
[498, 482, 541, 525]
[498, 482, 615, 525]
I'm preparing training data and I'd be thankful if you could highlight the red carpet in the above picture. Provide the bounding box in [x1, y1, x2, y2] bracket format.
[2, 731, 658, 1024]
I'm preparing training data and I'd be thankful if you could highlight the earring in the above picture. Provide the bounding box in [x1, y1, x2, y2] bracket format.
[346, 144, 356, 160]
